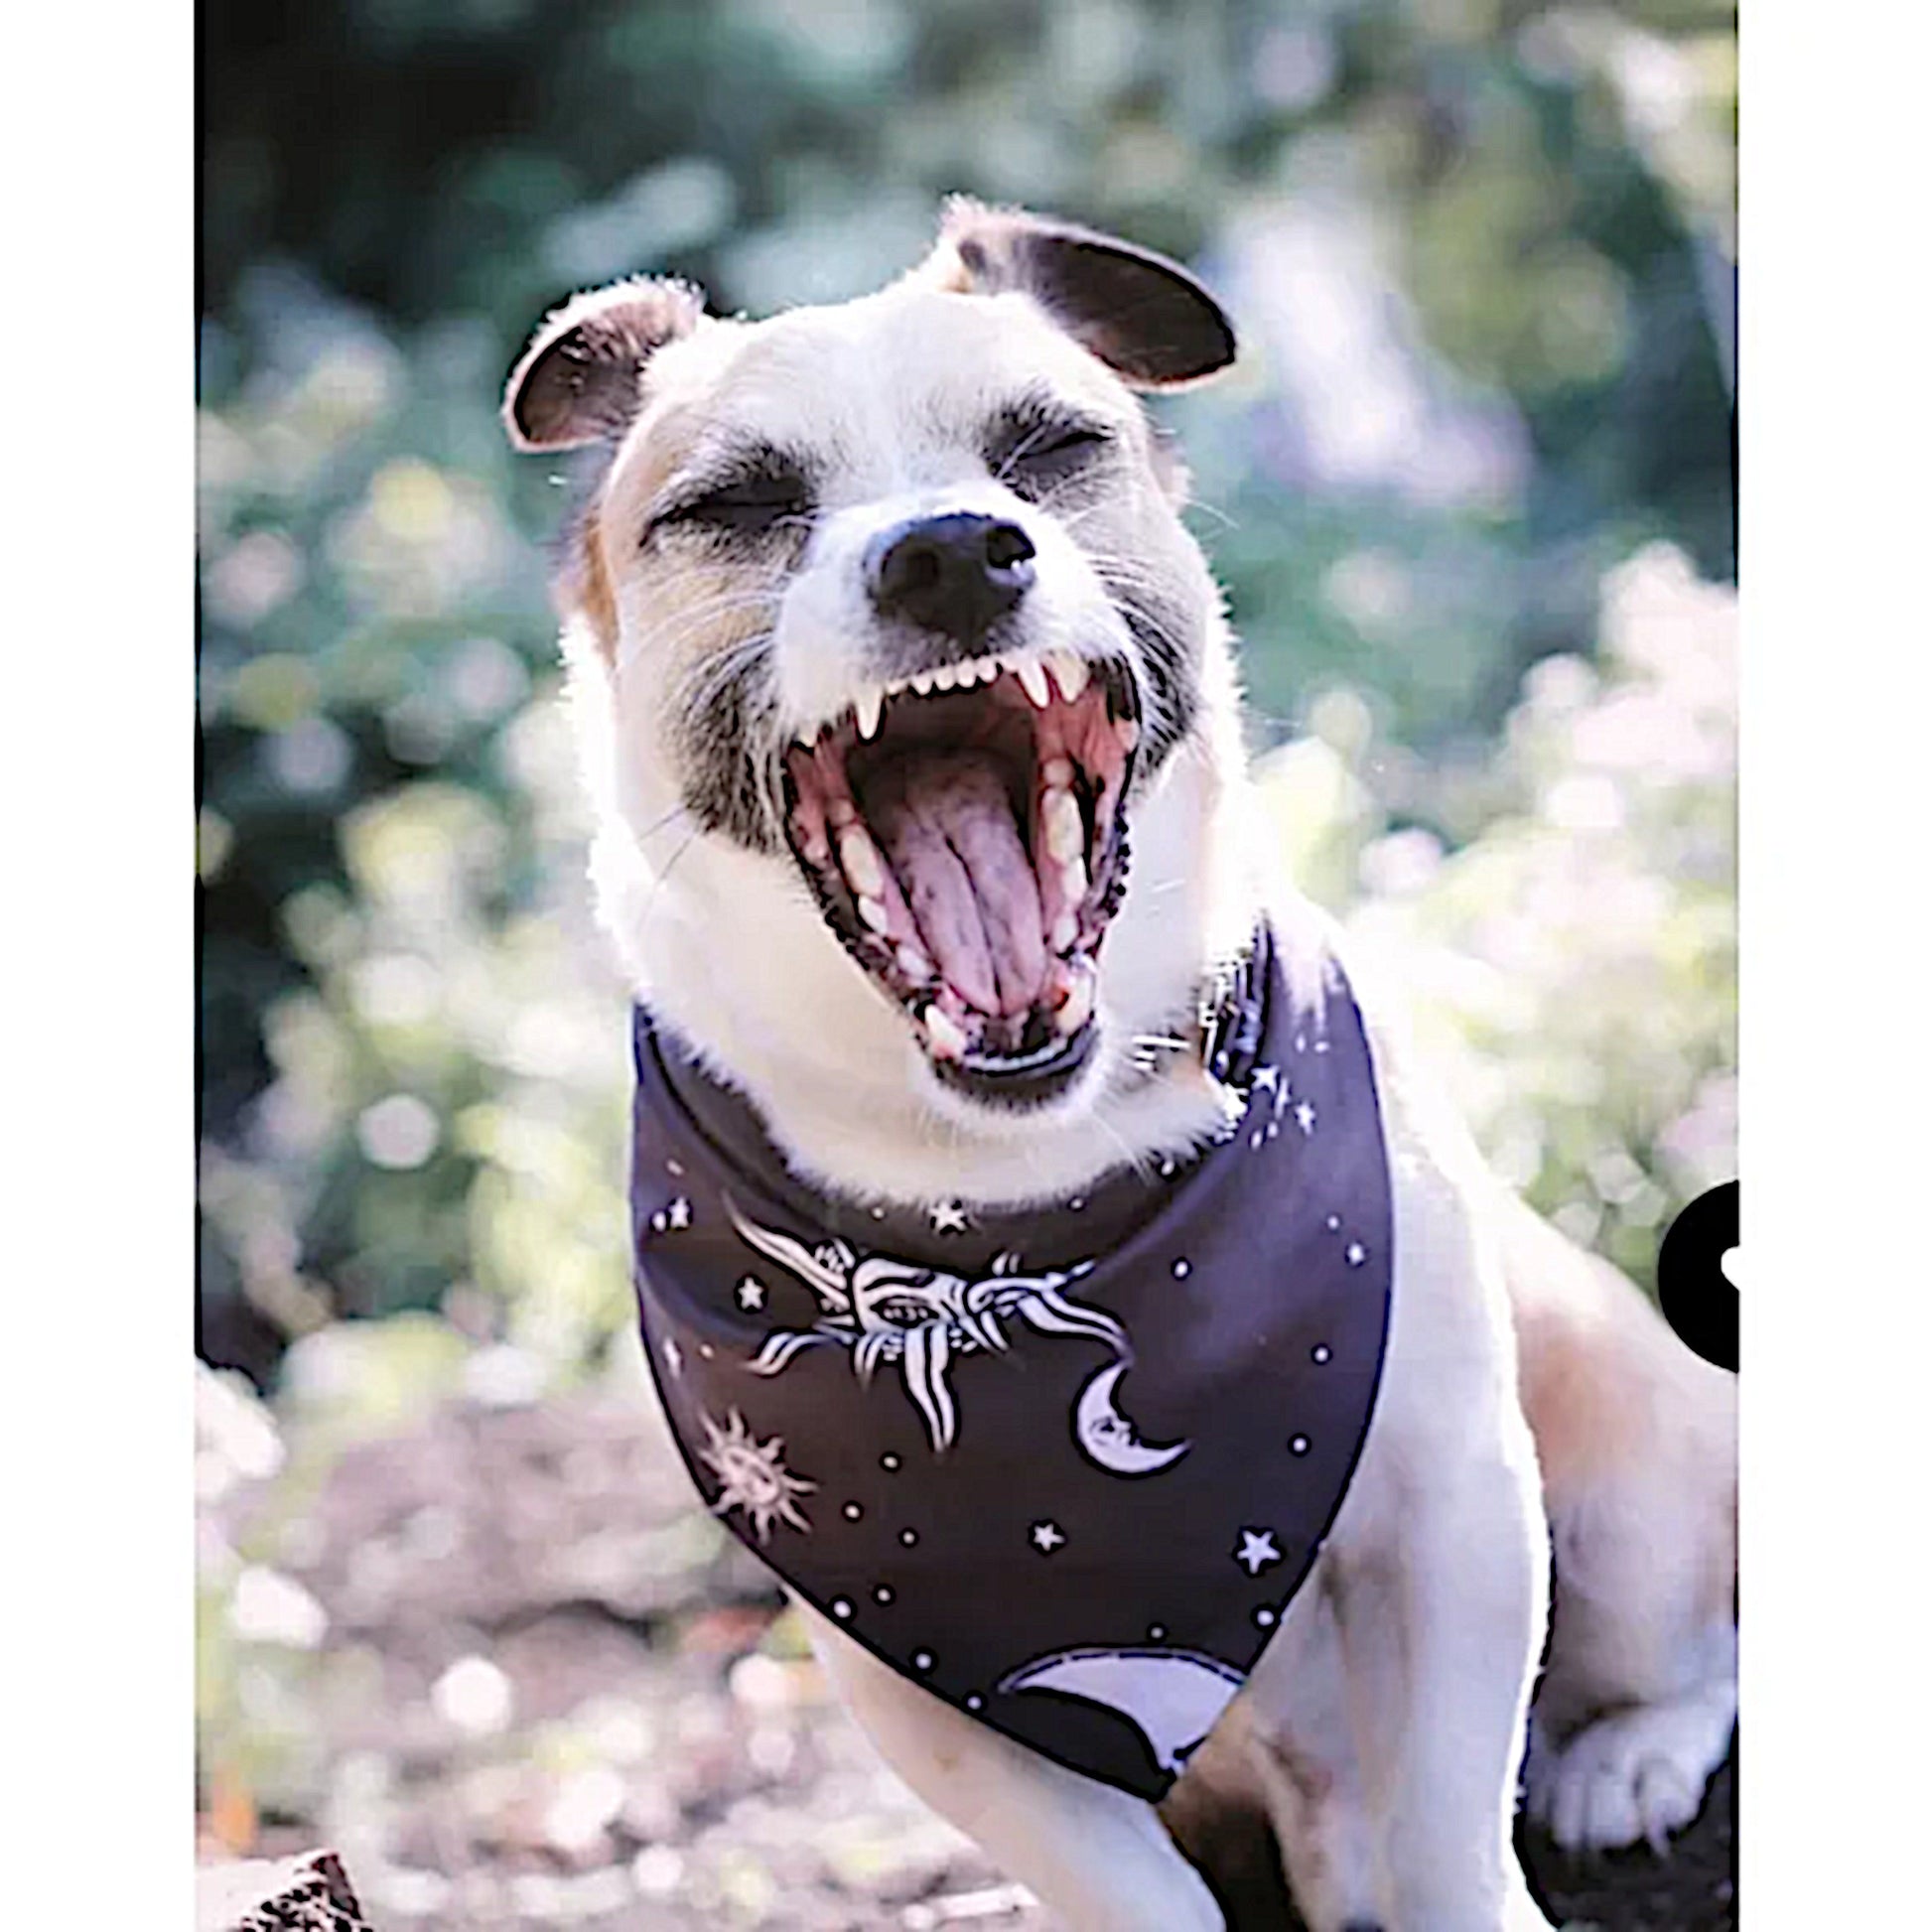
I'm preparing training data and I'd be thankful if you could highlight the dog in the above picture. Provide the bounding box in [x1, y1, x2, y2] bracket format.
[500, 201, 1736, 1932]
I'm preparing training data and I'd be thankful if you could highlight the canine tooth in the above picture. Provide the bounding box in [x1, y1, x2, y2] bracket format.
[1041, 756, 1075, 789]
[1117, 717, 1139, 751]
[839, 826, 885, 897]
[924, 1005, 968, 1060]
[1016, 659, 1051, 709]
[912, 671, 935, 697]
[1049, 652, 1090, 702]
[856, 687, 884, 740]
[1042, 788, 1084, 863]
[1060, 853, 1088, 903]
[858, 894, 891, 933]
[828, 798, 858, 828]
[1054, 969, 1095, 1035]
[1049, 912, 1077, 953]
[897, 943, 931, 980]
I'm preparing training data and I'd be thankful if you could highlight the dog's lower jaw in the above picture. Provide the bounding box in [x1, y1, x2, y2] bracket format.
[588, 632, 1288, 1209]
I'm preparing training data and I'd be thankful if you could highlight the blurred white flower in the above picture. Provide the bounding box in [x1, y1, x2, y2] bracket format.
[356, 1093, 440, 1170]
[229, 1565, 328, 1650]
[432, 1655, 514, 1737]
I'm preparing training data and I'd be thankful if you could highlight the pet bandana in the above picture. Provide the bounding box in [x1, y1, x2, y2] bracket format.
[629, 930, 1394, 1800]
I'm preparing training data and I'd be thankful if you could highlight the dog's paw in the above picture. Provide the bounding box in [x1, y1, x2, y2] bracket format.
[1523, 1697, 1731, 1855]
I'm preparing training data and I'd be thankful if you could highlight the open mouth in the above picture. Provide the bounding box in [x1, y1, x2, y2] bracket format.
[783, 650, 1140, 1106]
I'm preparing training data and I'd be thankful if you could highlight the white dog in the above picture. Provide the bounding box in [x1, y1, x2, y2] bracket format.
[501, 201, 1736, 1932]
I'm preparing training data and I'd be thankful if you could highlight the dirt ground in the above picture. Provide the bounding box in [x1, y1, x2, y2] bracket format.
[197, 1357, 1732, 1931]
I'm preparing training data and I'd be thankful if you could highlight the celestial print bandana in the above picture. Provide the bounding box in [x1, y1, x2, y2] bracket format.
[628, 929, 1395, 1801]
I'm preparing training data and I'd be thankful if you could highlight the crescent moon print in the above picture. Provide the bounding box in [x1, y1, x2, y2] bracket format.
[729, 1197, 1128, 1453]
[1073, 1361, 1189, 1475]
[998, 1647, 1244, 1775]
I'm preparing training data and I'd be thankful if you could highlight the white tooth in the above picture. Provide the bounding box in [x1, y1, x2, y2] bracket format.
[1060, 854, 1088, 904]
[855, 686, 884, 741]
[1042, 788, 1083, 863]
[1055, 969, 1095, 1035]
[1049, 652, 1090, 702]
[858, 894, 891, 933]
[934, 663, 959, 691]
[924, 1005, 968, 1060]
[828, 798, 857, 828]
[839, 827, 885, 897]
[1117, 718, 1139, 751]
[897, 943, 931, 980]
[1041, 756, 1075, 789]
[911, 671, 935, 697]
[1049, 912, 1077, 953]
[1017, 659, 1051, 708]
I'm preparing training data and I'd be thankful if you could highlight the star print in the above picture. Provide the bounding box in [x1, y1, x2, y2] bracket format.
[666, 1196, 692, 1230]
[1236, 1529, 1282, 1576]
[1252, 1063, 1280, 1092]
[1032, 1521, 1066, 1554]
[661, 1337, 682, 1377]
[1346, 1241, 1366, 1266]
[1295, 1101, 1316, 1135]
[737, 1276, 765, 1311]
[930, 1200, 969, 1234]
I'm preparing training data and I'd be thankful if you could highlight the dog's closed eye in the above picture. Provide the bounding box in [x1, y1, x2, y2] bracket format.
[989, 406, 1115, 493]
[650, 461, 815, 542]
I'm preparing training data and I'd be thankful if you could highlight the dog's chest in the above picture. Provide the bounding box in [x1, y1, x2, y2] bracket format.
[627, 936, 1395, 1798]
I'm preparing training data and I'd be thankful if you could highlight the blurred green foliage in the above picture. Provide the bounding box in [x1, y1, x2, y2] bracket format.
[199, 0, 1734, 1382]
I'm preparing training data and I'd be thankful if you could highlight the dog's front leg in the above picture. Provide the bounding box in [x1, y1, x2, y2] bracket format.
[1337, 1444, 1551, 1930]
[796, 1599, 1224, 1932]
[1321, 1370, 1554, 1932]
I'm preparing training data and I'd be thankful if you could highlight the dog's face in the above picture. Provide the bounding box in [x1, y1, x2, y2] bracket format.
[505, 206, 1237, 1126]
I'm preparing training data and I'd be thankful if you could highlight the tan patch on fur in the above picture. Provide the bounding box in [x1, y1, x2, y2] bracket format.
[569, 507, 620, 663]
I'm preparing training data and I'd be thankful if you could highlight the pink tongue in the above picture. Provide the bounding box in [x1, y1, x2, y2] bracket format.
[863, 750, 1047, 1017]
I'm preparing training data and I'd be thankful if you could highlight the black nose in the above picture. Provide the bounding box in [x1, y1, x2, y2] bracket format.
[867, 513, 1036, 639]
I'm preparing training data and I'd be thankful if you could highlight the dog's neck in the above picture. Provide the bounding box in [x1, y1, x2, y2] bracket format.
[578, 618, 1323, 1209]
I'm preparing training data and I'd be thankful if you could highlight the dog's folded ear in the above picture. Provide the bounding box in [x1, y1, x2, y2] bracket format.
[926, 199, 1236, 389]
[502, 277, 707, 452]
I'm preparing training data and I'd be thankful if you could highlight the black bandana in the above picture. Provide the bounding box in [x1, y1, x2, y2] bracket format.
[628, 931, 1394, 1800]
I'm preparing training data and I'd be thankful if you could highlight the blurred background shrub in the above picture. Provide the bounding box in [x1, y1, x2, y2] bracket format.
[199, 0, 1735, 1389]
